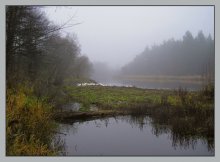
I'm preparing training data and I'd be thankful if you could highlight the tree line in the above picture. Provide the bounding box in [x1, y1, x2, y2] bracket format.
[6, 6, 93, 155]
[6, 6, 92, 99]
[121, 31, 214, 79]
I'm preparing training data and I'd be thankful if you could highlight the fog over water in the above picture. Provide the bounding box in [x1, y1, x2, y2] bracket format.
[43, 6, 214, 69]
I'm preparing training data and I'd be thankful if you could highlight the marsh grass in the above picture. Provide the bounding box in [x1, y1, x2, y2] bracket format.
[6, 85, 61, 156]
[64, 85, 166, 111]
[64, 85, 213, 112]
[62, 85, 214, 150]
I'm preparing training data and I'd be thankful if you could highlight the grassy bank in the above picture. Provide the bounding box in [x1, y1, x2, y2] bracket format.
[59, 85, 214, 149]
[6, 85, 60, 156]
[6, 77, 94, 156]
[7, 82, 213, 155]
[64, 85, 213, 112]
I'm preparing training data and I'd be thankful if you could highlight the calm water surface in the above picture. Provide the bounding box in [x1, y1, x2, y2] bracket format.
[119, 80, 203, 90]
[58, 116, 213, 156]
[95, 79, 203, 90]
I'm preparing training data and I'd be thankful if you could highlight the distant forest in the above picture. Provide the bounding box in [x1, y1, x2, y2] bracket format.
[121, 31, 214, 77]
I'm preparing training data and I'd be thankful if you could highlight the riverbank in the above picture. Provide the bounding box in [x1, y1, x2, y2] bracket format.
[7, 83, 213, 155]
[62, 84, 213, 112]
[6, 86, 60, 155]
[54, 84, 214, 151]
[53, 110, 132, 123]
[56, 85, 213, 135]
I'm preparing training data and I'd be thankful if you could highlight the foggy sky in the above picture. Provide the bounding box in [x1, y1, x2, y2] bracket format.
[43, 6, 214, 68]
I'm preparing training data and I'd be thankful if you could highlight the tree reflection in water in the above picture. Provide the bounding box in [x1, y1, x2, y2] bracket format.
[126, 110, 214, 153]
[58, 106, 214, 155]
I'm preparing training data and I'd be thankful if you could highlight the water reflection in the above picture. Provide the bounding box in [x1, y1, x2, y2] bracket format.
[58, 115, 214, 156]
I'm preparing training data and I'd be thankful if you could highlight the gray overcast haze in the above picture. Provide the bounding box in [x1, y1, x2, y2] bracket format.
[43, 6, 214, 68]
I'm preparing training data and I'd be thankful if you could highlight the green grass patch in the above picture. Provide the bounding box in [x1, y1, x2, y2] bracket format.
[64, 86, 163, 110]
[64, 85, 213, 112]
[60, 85, 214, 150]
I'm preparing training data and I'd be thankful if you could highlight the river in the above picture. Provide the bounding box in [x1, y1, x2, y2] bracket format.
[88, 77, 205, 91]
[57, 115, 214, 156]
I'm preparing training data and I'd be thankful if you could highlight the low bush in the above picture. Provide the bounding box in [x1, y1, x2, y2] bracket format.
[6, 85, 59, 156]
